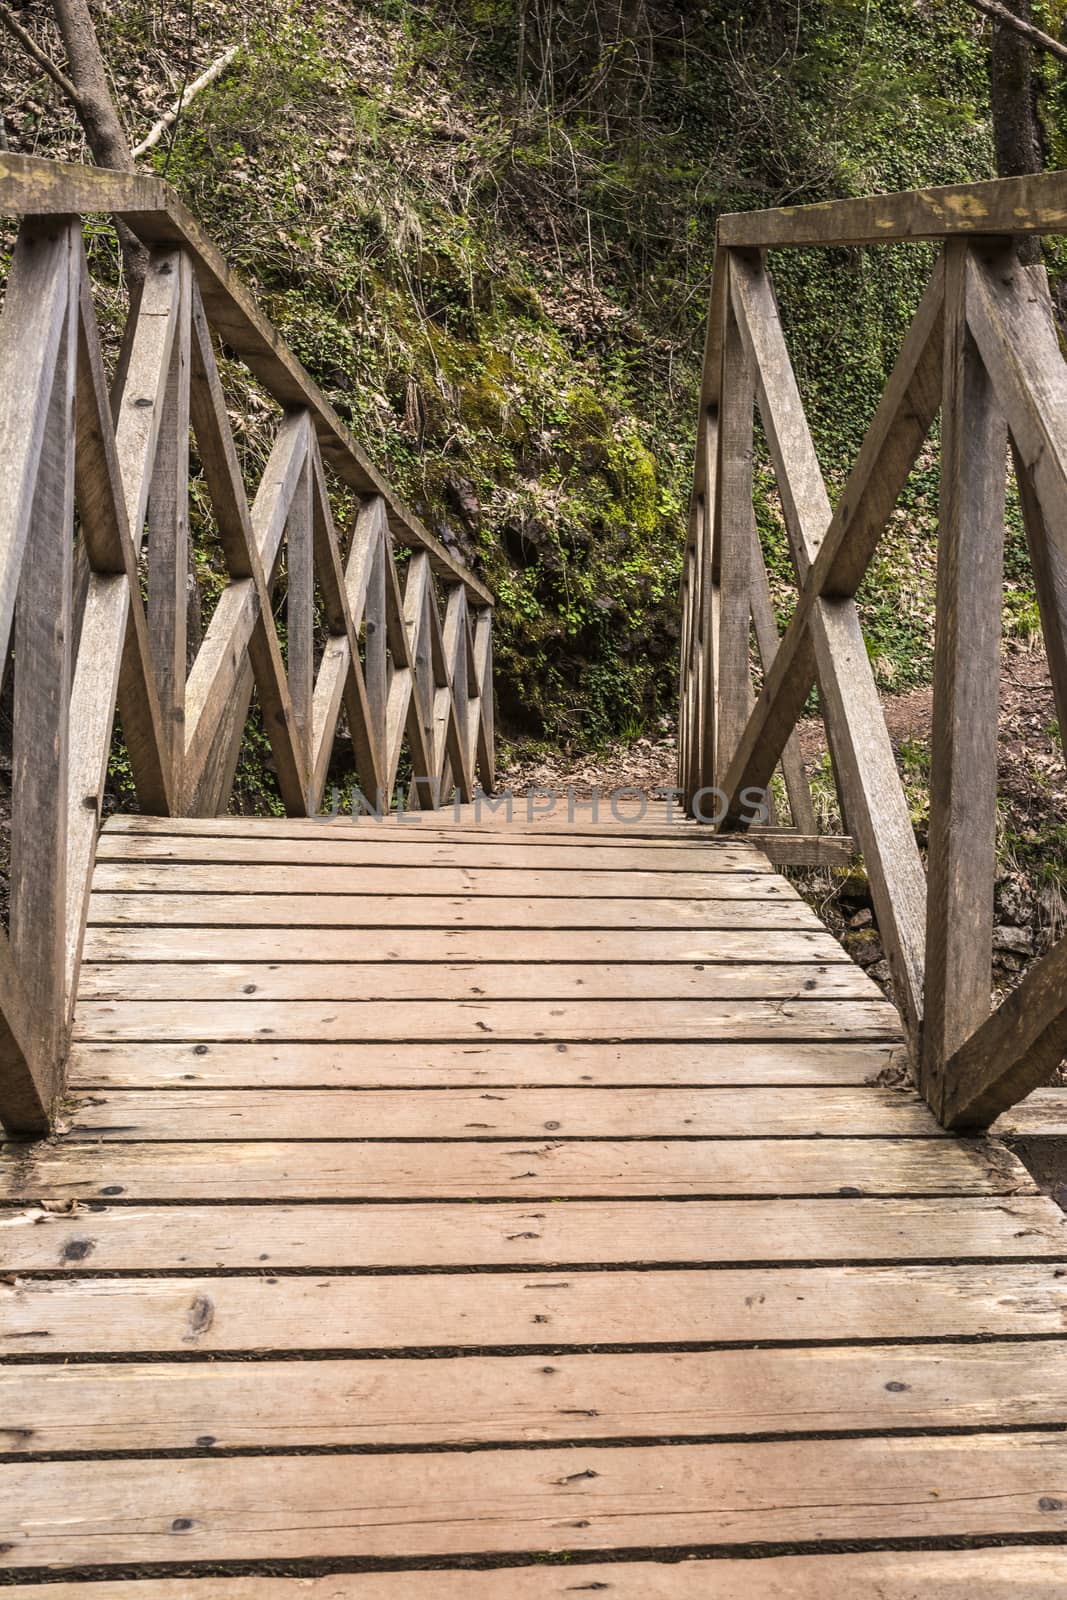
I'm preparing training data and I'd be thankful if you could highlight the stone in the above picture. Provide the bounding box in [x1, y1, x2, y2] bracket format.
[993, 924, 1034, 957]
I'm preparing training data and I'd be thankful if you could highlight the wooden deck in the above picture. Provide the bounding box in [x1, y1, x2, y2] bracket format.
[2, 806, 1067, 1591]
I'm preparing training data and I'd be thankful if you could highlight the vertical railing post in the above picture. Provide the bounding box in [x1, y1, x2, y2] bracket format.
[920, 239, 1007, 1115]
[9, 219, 77, 1083]
[713, 253, 755, 791]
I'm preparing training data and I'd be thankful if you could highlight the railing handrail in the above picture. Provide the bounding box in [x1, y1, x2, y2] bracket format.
[0, 157, 496, 1136]
[717, 168, 1067, 250]
[679, 168, 1067, 1134]
[0, 152, 491, 606]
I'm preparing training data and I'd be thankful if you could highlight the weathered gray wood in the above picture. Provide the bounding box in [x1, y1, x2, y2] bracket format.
[921, 241, 1005, 1114]
[4, 1263, 1062, 1351]
[81, 924, 848, 964]
[14, 1135, 1011, 1203]
[1, 1550, 1064, 1599]
[0, 218, 75, 671]
[0, 934, 51, 1134]
[67, 1037, 904, 1089]
[718, 168, 1067, 248]
[72, 995, 901, 1043]
[75, 958, 879, 1004]
[4, 1342, 1063, 1452]
[84, 890, 827, 929]
[8, 220, 75, 1074]
[60, 1084, 933, 1140]
[713, 267, 755, 786]
[2, 1433, 1067, 1566]
[284, 452, 314, 773]
[146, 254, 191, 782]
[943, 932, 1067, 1130]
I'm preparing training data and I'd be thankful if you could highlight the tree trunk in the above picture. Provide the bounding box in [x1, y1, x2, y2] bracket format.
[49, 0, 146, 282]
[989, 0, 1044, 263]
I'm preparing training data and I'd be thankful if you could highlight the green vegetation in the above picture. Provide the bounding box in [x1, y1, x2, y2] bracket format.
[3, 1, 1051, 749]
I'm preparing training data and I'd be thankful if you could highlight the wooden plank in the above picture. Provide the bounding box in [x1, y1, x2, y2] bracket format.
[0, 935, 51, 1134]
[921, 240, 1005, 1115]
[71, 996, 902, 1043]
[1, 1196, 1056, 1269]
[145, 253, 192, 780]
[4, 1549, 1067, 1600]
[3, 1434, 1067, 1565]
[943, 933, 1067, 1131]
[101, 811, 705, 837]
[285, 454, 315, 768]
[75, 960, 880, 1004]
[4, 1341, 1066, 1453]
[3, 1263, 1063, 1352]
[88, 863, 799, 899]
[996, 1086, 1067, 1137]
[69, 259, 175, 983]
[3, 1135, 1011, 1203]
[85, 892, 823, 930]
[93, 835, 770, 871]
[66, 1039, 907, 1089]
[80, 924, 851, 965]
[7, 218, 75, 1067]
[58, 1086, 940, 1141]
[0, 217, 74, 671]
[718, 167, 1067, 248]
[713, 268, 755, 785]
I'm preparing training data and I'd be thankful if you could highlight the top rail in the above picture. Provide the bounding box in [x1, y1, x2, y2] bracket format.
[0, 152, 491, 605]
[680, 168, 1067, 1136]
[718, 169, 1067, 251]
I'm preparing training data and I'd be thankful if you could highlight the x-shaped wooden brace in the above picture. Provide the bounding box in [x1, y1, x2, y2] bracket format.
[711, 250, 946, 1034]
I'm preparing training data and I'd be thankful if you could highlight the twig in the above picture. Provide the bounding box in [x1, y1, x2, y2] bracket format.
[963, 0, 1067, 66]
[129, 44, 238, 159]
[0, 3, 84, 107]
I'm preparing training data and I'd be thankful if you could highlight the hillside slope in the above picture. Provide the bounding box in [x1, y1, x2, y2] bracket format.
[3, 0, 1004, 749]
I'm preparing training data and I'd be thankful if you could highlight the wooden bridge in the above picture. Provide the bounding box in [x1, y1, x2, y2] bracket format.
[1, 154, 1067, 1592]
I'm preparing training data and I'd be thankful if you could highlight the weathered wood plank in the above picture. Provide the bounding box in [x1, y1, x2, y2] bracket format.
[66, 1038, 906, 1089]
[713, 268, 755, 785]
[85, 892, 822, 929]
[4, 1549, 1067, 1600]
[3, 1263, 1063, 1351]
[1, 1197, 1055, 1269]
[71, 996, 902, 1042]
[58, 1085, 939, 1140]
[88, 862, 798, 899]
[75, 959, 879, 1004]
[80, 924, 850, 965]
[718, 168, 1067, 248]
[3, 1134, 1012, 1202]
[94, 835, 770, 871]
[943, 933, 1067, 1131]
[4, 1342, 1064, 1452]
[8, 218, 76, 1068]
[3, 1434, 1067, 1566]
[921, 240, 1005, 1114]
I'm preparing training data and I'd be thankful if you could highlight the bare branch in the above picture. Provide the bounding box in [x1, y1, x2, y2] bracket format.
[0, 3, 84, 108]
[963, 0, 1067, 66]
[130, 45, 238, 160]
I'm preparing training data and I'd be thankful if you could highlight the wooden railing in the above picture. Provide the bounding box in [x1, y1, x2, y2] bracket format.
[680, 171, 1067, 1131]
[0, 154, 495, 1135]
